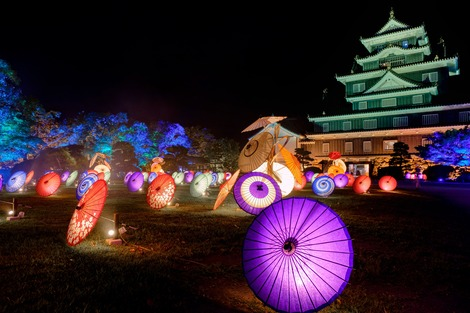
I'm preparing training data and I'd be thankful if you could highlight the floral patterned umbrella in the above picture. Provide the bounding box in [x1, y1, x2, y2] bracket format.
[243, 197, 354, 312]
[66, 179, 108, 246]
[146, 173, 176, 210]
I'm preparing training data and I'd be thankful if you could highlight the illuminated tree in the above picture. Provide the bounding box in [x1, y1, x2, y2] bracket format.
[416, 127, 470, 166]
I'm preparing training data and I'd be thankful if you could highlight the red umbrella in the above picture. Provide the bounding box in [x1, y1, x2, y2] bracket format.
[353, 175, 372, 194]
[36, 172, 61, 196]
[328, 151, 341, 160]
[146, 173, 176, 210]
[66, 179, 108, 246]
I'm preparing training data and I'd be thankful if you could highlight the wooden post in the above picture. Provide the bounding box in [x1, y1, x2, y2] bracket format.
[12, 198, 17, 216]
[114, 213, 120, 239]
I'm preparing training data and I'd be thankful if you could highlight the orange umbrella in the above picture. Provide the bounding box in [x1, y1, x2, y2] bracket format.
[277, 143, 303, 185]
[213, 169, 240, 210]
[25, 170, 35, 186]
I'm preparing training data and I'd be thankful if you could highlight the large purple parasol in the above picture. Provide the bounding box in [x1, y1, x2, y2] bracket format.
[243, 197, 354, 313]
[233, 171, 282, 215]
[127, 171, 144, 192]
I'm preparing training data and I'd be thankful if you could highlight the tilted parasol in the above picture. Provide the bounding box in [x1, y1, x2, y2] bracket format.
[241, 116, 287, 133]
[238, 131, 274, 173]
[36, 171, 61, 196]
[146, 173, 176, 210]
[213, 169, 240, 211]
[243, 197, 354, 312]
[66, 179, 108, 246]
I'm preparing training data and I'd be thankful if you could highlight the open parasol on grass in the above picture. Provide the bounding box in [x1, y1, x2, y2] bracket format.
[127, 172, 144, 192]
[213, 168, 240, 211]
[36, 171, 61, 196]
[5, 171, 26, 192]
[146, 173, 176, 210]
[312, 175, 335, 197]
[243, 196, 354, 312]
[238, 131, 274, 173]
[66, 179, 108, 246]
[233, 171, 282, 215]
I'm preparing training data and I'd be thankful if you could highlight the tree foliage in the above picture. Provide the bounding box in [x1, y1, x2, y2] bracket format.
[416, 127, 470, 167]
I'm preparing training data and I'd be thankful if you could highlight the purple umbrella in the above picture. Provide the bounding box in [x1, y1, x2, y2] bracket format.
[243, 197, 354, 313]
[127, 171, 144, 192]
[333, 173, 348, 188]
[233, 172, 282, 215]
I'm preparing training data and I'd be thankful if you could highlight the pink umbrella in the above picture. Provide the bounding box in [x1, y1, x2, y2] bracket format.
[36, 172, 61, 196]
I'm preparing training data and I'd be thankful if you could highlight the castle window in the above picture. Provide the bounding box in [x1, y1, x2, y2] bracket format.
[363, 141, 372, 152]
[383, 140, 397, 151]
[459, 111, 470, 123]
[353, 83, 365, 93]
[412, 95, 423, 104]
[422, 72, 438, 82]
[345, 142, 353, 153]
[322, 143, 330, 154]
[343, 121, 352, 131]
[358, 101, 367, 110]
[363, 119, 377, 129]
[322, 123, 329, 132]
[422, 114, 439, 125]
[393, 116, 408, 127]
[381, 98, 397, 107]
[402, 40, 408, 48]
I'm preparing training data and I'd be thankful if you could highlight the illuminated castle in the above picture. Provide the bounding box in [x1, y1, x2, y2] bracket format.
[301, 8, 469, 176]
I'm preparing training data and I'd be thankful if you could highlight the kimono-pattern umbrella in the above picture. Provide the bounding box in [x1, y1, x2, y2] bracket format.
[36, 171, 61, 196]
[238, 131, 274, 173]
[66, 179, 108, 246]
[6, 171, 26, 192]
[66, 170, 79, 187]
[213, 169, 240, 211]
[233, 171, 282, 215]
[146, 173, 176, 209]
[243, 196, 354, 313]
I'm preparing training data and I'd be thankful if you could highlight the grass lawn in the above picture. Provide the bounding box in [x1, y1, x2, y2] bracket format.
[0, 179, 469, 313]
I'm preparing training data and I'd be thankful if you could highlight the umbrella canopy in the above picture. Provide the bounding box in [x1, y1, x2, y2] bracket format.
[127, 171, 144, 192]
[233, 171, 282, 215]
[173, 172, 185, 185]
[294, 174, 307, 190]
[243, 196, 354, 313]
[6, 171, 26, 192]
[378, 175, 397, 191]
[277, 143, 303, 185]
[184, 171, 194, 184]
[148, 171, 158, 183]
[60, 171, 70, 182]
[25, 170, 35, 186]
[333, 173, 349, 188]
[312, 176, 336, 197]
[238, 132, 274, 173]
[146, 173, 176, 209]
[328, 151, 341, 160]
[76, 173, 99, 200]
[241, 116, 287, 133]
[254, 161, 295, 197]
[94, 164, 110, 173]
[213, 168, 240, 211]
[152, 156, 164, 164]
[190, 172, 210, 197]
[66, 179, 108, 246]
[124, 171, 133, 184]
[353, 175, 371, 194]
[65, 170, 79, 187]
[36, 172, 61, 196]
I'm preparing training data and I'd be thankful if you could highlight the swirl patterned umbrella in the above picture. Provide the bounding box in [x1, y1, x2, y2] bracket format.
[36, 171, 61, 196]
[233, 171, 282, 215]
[146, 173, 176, 210]
[6, 171, 26, 192]
[66, 179, 108, 246]
[243, 196, 354, 313]
[76, 173, 99, 200]
[312, 176, 335, 197]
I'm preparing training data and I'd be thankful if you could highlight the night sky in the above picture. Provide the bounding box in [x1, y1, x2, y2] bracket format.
[1, 3, 467, 143]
